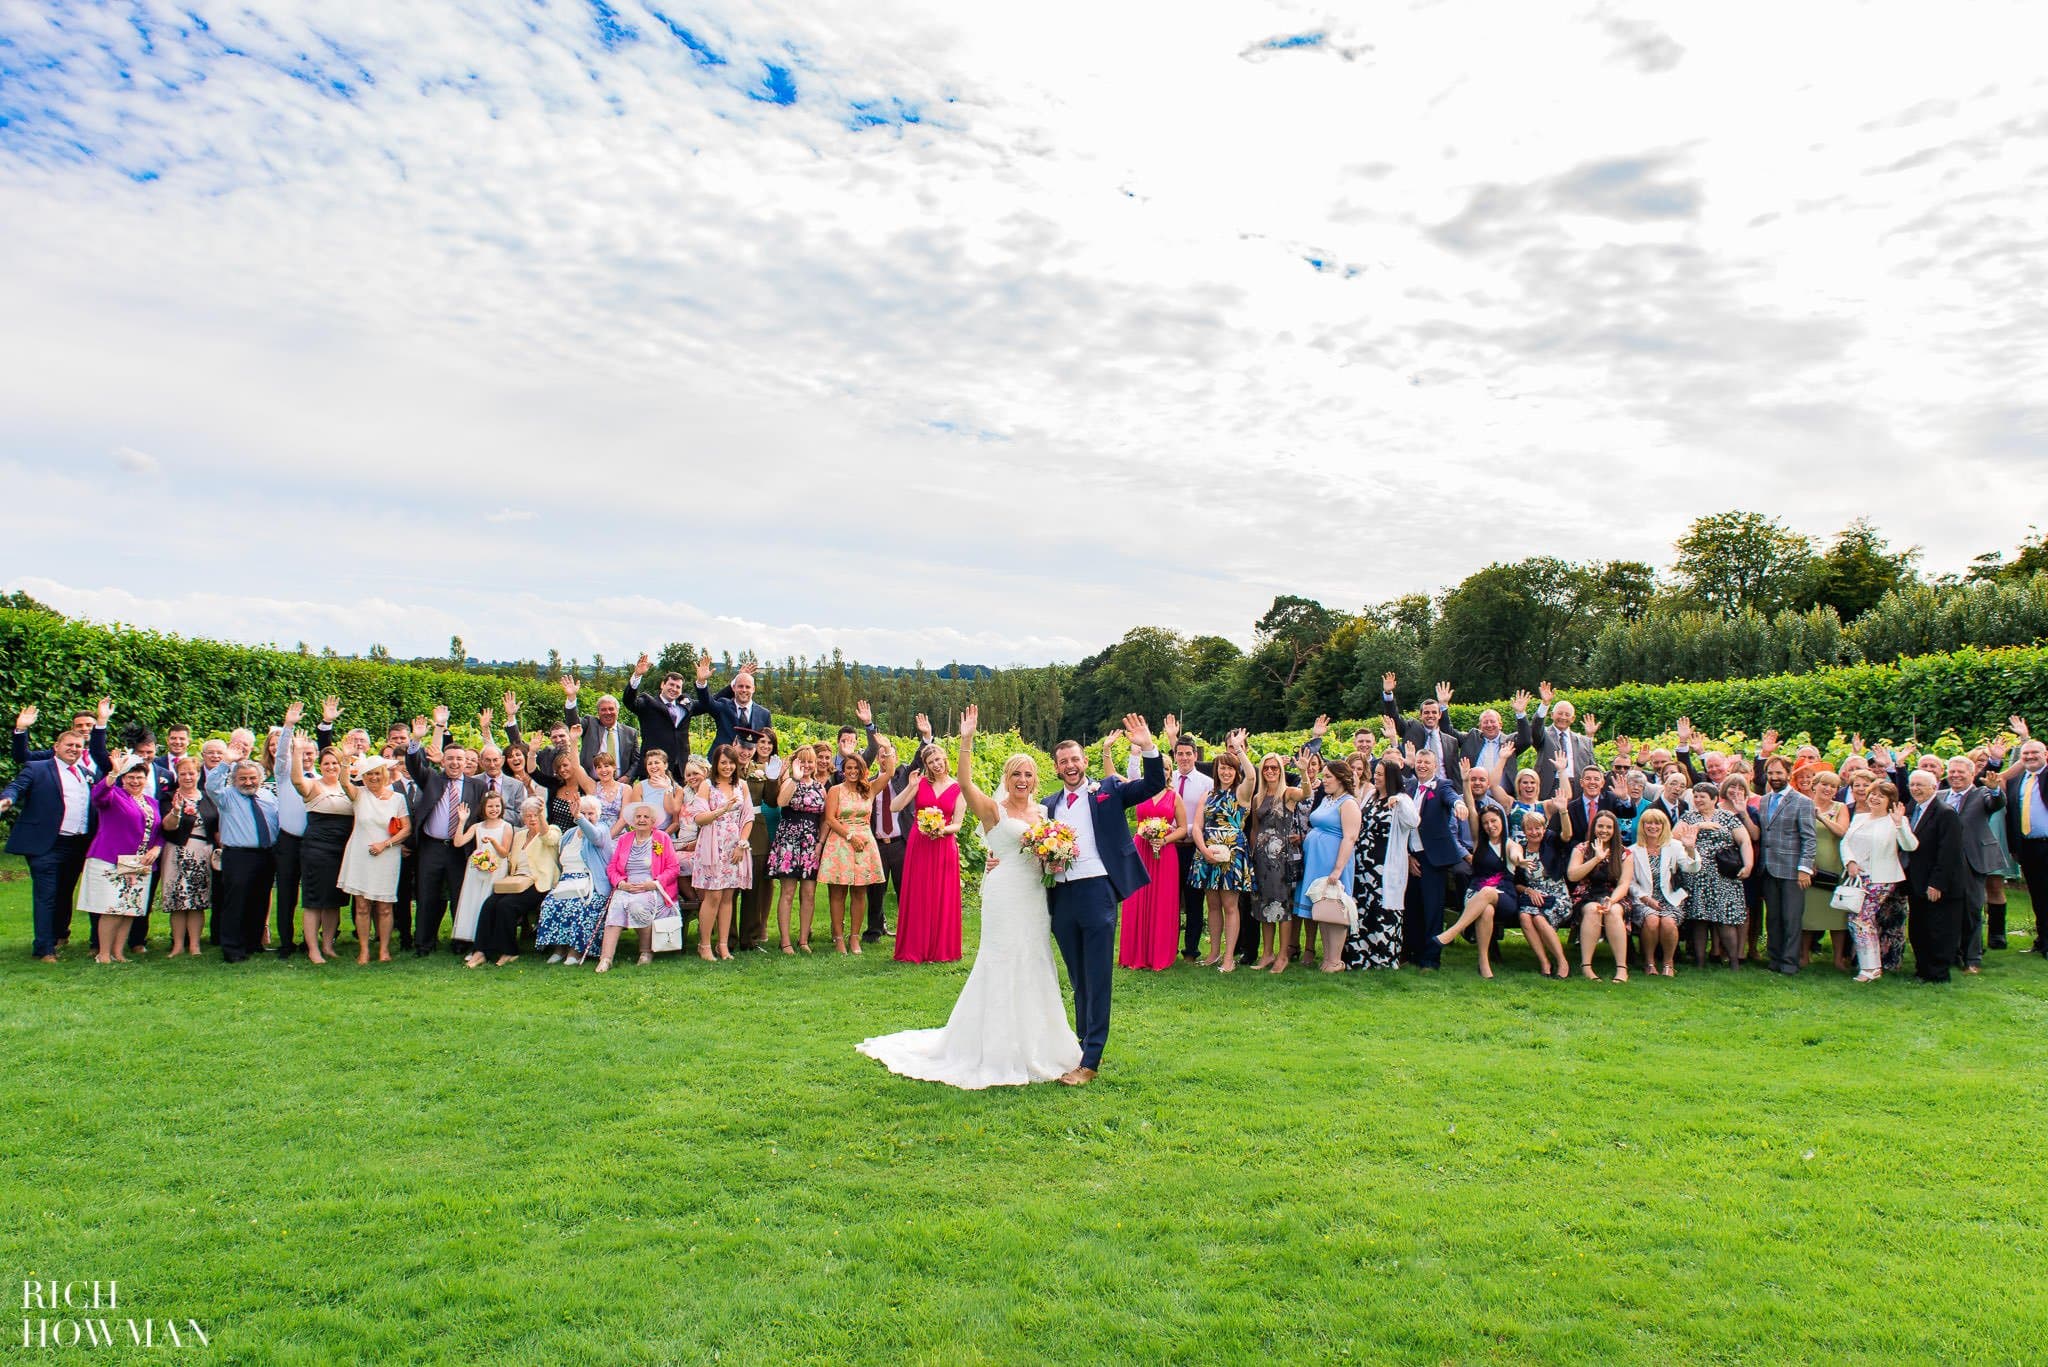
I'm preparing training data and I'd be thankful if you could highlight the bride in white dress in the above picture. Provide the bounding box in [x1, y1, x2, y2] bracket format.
[858, 705, 1082, 1089]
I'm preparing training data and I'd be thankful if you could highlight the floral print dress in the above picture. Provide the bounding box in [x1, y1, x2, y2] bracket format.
[1189, 791, 1251, 892]
[767, 777, 826, 879]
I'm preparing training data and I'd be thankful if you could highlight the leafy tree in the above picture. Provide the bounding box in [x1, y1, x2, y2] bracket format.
[1252, 595, 1342, 691]
[1666, 510, 1815, 616]
[1594, 560, 1658, 620]
[367, 643, 391, 663]
[1804, 518, 1920, 619]
[0, 590, 60, 617]
[1424, 558, 1606, 702]
[1966, 526, 2048, 583]
[448, 635, 467, 671]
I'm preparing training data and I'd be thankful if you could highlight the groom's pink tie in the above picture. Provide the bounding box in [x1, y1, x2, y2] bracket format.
[1065, 789, 1080, 809]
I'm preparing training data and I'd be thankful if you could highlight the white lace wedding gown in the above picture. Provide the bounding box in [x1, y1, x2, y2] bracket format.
[857, 813, 1082, 1088]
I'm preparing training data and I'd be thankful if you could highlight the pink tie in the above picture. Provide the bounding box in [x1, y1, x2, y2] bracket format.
[1177, 776, 1187, 796]
[1066, 790, 1080, 809]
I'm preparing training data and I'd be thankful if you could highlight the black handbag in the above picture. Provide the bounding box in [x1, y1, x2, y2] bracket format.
[1713, 845, 1744, 878]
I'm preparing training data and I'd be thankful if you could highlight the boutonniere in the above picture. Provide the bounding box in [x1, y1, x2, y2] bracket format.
[651, 840, 667, 857]
[1085, 781, 1102, 797]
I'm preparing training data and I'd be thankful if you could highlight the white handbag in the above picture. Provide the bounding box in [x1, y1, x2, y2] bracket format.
[649, 914, 685, 954]
[1830, 876, 1864, 913]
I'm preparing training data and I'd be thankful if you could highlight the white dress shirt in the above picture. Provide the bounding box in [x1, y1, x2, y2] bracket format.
[57, 759, 92, 835]
[1052, 782, 1105, 882]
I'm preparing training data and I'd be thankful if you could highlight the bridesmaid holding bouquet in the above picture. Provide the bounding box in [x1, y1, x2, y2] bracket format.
[892, 744, 964, 963]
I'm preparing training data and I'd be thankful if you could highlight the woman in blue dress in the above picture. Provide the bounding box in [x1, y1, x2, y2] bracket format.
[1292, 761, 1361, 972]
[1191, 751, 1254, 973]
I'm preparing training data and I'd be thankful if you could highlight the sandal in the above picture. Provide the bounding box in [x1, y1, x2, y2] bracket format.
[1613, 967, 1630, 983]
[638, 952, 653, 966]
[595, 956, 613, 973]
[1581, 965, 1599, 981]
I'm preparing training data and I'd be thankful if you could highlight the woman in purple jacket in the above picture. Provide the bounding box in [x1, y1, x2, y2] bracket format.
[78, 753, 164, 963]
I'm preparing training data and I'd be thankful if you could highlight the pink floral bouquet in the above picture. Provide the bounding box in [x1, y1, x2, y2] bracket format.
[1022, 817, 1078, 887]
[1136, 816, 1171, 852]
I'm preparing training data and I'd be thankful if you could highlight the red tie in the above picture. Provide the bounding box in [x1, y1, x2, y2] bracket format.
[1177, 776, 1187, 796]
[1065, 790, 1080, 808]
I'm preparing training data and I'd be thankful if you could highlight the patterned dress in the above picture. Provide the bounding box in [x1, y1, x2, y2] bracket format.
[1189, 791, 1251, 891]
[1688, 809, 1749, 926]
[1515, 849, 1574, 928]
[819, 786, 885, 886]
[534, 827, 608, 957]
[767, 777, 826, 879]
[1342, 795, 1401, 969]
[161, 801, 214, 912]
[1249, 794, 1296, 923]
[689, 784, 755, 891]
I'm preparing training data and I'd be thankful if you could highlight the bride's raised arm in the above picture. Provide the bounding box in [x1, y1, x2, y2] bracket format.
[955, 705, 1002, 830]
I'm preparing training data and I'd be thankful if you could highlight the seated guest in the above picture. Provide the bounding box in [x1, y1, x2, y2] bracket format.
[1569, 811, 1631, 982]
[1434, 806, 1518, 978]
[624, 653, 697, 777]
[78, 753, 163, 964]
[158, 756, 218, 958]
[632, 748, 680, 833]
[694, 652, 771, 756]
[536, 795, 615, 966]
[1841, 780, 1916, 981]
[1511, 807, 1573, 979]
[1628, 808, 1697, 978]
[468, 798, 559, 968]
[597, 802, 680, 972]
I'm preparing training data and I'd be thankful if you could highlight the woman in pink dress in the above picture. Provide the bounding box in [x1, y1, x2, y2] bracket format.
[687, 744, 755, 962]
[1119, 781, 1187, 970]
[891, 743, 963, 963]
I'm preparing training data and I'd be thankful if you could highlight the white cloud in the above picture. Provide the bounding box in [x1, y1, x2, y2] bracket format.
[0, 1, 2042, 663]
[112, 445, 161, 476]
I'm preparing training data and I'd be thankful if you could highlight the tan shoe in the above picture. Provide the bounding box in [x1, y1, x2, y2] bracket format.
[1058, 1067, 1098, 1087]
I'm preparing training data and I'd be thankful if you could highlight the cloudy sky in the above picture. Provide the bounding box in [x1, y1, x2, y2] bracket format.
[2, 1, 2042, 667]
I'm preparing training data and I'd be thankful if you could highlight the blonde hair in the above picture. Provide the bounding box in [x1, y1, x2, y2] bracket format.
[1002, 753, 1038, 791]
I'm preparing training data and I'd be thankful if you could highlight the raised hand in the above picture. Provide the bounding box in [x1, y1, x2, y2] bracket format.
[316, 695, 339, 725]
[13, 704, 35, 731]
[854, 700, 872, 726]
[1675, 715, 1693, 744]
[1613, 735, 1632, 758]
[1311, 714, 1330, 739]
[411, 716, 429, 741]
[502, 690, 519, 719]
[455, 803, 470, 824]
[1161, 714, 1181, 746]
[959, 704, 978, 740]
[1226, 727, 1248, 753]
[1552, 750, 1571, 773]
[1435, 681, 1454, 706]
[479, 707, 494, 734]
[1675, 821, 1698, 850]
[2012, 715, 2031, 740]
[97, 697, 115, 726]
[561, 675, 580, 701]
[635, 652, 652, 677]
[1382, 671, 1397, 695]
[1538, 680, 1554, 705]
[570, 723, 585, 741]
[432, 705, 449, 730]
[1123, 714, 1155, 752]
[1103, 728, 1124, 751]
[283, 700, 305, 727]
[695, 651, 712, 686]
[1511, 689, 1532, 715]
[1582, 713, 1601, 740]
[1759, 729, 1779, 757]
[915, 712, 931, 739]
[1381, 715, 1398, 741]
[1497, 741, 1516, 764]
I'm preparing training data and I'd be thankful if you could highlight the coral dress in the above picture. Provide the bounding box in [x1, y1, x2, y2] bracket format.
[1118, 789, 1181, 970]
[896, 777, 963, 963]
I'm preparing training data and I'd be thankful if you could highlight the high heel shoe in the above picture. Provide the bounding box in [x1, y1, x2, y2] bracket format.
[638, 952, 654, 965]
[781, 941, 795, 955]
[698, 946, 715, 961]
[834, 936, 849, 955]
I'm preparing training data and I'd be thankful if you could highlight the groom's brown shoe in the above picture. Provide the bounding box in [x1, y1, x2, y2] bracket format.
[1058, 1067, 1097, 1087]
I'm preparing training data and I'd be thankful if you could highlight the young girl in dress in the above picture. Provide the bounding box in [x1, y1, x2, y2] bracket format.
[452, 790, 513, 949]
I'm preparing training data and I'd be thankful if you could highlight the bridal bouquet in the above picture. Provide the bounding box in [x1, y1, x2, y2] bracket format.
[1136, 816, 1171, 852]
[468, 848, 498, 874]
[1021, 818, 1078, 888]
[916, 808, 947, 839]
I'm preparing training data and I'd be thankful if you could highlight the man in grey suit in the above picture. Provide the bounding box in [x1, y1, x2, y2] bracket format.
[1940, 754, 2005, 971]
[571, 689, 640, 775]
[1757, 755, 1817, 975]
[474, 707, 532, 829]
[1459, 689, 1535, 790]
[1532, 681, 1598, 801]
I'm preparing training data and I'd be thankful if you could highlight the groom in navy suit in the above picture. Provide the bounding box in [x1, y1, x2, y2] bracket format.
[1043, 712, 1166, 1086]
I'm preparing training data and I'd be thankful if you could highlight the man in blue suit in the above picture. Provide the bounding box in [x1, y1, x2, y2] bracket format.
[0, 726, 96, 960]
[693, 652, 771, 757]
[1042, 712, 1166, 1086]
[1396, 746, 1463, 970]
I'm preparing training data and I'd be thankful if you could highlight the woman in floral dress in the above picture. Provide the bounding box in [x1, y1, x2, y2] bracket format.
[687, 744, 755, 962]
[1342, 767, 1402, 970]
[768, 745, 827, 953]
[1190, 751, 1253, 972]
[1684, 782, 1753, 971]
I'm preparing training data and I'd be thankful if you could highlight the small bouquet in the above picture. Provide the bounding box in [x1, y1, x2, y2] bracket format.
[468, 848, 498, 874]
[916, 808, 947, 839]
[1136, 816, 1171, 853]
[1021, 817, 1078, 888]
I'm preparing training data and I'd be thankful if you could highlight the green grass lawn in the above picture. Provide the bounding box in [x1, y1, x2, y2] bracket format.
[2, 858, 2044, 1365]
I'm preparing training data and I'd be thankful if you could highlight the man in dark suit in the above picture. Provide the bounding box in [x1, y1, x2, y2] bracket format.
[1394, 746, 1462, 971]
[1381, 673, 1464, 781]
[1938, 754, 2005, 971]
[625, 654, 697, 777]
[405, 724, 486, 956]
[2003, 731, 2048, 955]
[0, 726, 95, 960]
[1458, 690, 1535, 791]
[1041, 712, 1166, 1085]
[1903, 769, 1968, 983]
[1545, 763, 1634, 870]
[566, 682, 639, 776]
[695, 653, 771, 756]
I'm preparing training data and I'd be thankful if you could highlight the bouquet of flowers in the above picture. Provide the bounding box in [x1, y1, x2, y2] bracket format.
[916, 808, 947, 839]
[1021, 817, 1078, 888]
[1136, 816, 1171, 852]
[468, 848, 498, 874]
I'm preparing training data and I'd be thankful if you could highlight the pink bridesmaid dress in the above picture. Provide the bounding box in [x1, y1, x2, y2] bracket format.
[896, 776, 963, 963]
[1118, 788, 1181, 970]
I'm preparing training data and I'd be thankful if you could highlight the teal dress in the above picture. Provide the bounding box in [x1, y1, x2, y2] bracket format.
[1293, 794, 1356, 918]
[1189, 791, 1251, 891]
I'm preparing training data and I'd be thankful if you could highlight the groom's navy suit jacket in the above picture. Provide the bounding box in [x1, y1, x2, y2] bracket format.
[1042, 750, 1167, 904]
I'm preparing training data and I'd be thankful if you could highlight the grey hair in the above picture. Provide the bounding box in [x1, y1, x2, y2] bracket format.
[520, 797, 545, 821]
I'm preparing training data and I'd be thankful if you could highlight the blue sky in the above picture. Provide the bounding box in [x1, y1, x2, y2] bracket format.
[2, 1, 2044, 665]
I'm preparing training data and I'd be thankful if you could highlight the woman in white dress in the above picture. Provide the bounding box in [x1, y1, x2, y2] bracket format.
[857, 704, 1082, 1089]
[451, 789, 513, 949]
[337, 756, 411, 963]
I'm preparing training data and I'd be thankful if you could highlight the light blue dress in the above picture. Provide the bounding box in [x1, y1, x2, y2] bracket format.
[1293, 794, 1356, 918]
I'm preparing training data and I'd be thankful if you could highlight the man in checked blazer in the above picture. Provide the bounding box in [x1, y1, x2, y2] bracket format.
[1756, 755, 1817, 975]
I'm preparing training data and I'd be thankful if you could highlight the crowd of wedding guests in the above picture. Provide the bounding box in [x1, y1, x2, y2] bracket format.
[4, 656, 2044, 988]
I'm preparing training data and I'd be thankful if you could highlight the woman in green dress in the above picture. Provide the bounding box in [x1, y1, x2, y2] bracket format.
[1801, 770, 1854, 971]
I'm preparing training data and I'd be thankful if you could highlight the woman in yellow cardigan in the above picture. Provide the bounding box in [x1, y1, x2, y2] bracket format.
[468, 798, 561, 967]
